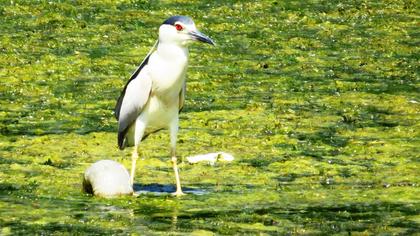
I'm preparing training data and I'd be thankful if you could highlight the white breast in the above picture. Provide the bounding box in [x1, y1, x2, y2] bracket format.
[148, 43, 189, 98]
[132, 43, 189, 133]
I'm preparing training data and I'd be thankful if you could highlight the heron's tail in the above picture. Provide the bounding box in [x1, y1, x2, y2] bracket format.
[118, 130, 127, 150]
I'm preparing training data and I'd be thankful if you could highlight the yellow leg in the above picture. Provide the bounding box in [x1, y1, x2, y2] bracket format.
[171, 149, 184, 196]
[169, 117, 184, 196]
[130, 146, 138, 186]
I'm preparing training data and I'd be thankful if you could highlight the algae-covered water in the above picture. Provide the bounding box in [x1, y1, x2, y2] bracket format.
[0, 0, 419, 234]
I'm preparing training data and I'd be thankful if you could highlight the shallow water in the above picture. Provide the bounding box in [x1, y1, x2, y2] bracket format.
[0, 0, 419, 234]
[134, 184, 208, 196]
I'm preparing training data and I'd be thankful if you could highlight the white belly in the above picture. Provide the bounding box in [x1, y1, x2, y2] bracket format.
[143, 94, 178, 132]
[125, 95, 178, 146]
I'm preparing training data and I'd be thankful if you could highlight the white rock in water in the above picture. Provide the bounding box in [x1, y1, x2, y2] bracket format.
[186, 152, 234, 166]
[83, 160, 133, 197]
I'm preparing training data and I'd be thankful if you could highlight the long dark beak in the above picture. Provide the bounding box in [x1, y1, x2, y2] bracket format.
[189, 30, 215, 45]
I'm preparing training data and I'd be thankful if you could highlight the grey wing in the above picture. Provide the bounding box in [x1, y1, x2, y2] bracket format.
[115, 55, 151, 120]
[115, 40, 158, 120]
[178, 81, 186, 112]
[115, 71, 152, 150]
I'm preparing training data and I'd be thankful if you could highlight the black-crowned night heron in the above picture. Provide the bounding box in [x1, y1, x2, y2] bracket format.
[114, 16, 214, 196]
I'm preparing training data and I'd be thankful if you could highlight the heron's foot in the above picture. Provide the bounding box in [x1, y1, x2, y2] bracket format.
[171, 190, 185, 197]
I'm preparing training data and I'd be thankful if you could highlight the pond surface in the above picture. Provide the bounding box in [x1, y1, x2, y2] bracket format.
[0, 0, 419, 234]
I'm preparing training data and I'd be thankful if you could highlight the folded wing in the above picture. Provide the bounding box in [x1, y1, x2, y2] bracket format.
[115, 56, 153, 150]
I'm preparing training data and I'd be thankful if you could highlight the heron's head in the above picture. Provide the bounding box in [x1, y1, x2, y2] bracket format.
[159, 16, 215, 46]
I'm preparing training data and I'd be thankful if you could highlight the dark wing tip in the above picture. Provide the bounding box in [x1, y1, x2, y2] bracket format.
[118, 130, 126, 150]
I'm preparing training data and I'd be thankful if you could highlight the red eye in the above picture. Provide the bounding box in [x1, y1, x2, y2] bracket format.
[175, 24, 183, 31]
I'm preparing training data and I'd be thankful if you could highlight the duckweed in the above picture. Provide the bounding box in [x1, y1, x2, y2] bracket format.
[0, 0, 419, 234]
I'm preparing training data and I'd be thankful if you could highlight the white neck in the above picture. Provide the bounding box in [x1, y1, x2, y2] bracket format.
[147, 41, 189, 96]
[156, 41, 189, 62]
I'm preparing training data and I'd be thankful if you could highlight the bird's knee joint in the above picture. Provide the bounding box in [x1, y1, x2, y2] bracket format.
[132, 151, 139, 161]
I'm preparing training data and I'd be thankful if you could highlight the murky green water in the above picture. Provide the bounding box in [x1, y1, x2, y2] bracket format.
[0, 0, 419, 234]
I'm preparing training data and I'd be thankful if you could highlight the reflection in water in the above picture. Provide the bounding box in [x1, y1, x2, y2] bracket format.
[133, 184, 208, 196]
[171, 211, 178, 232]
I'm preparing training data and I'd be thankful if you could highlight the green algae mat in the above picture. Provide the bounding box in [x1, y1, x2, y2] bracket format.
[0, 0, 419, 234]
